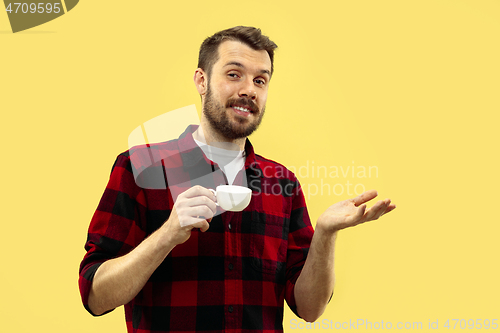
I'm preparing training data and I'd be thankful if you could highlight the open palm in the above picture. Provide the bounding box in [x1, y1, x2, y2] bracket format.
[318, 190, 396, 232]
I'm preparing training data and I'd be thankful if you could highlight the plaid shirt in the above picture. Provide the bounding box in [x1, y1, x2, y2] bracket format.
[79, 125, 314, 333]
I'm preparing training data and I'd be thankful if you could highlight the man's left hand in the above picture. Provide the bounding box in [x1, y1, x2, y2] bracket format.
[317, 190, 396, 233]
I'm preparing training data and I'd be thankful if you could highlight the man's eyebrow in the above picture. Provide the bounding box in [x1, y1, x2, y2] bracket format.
[223, 61, 271, 77]
[260, 69, 271, 77]
[223, 61, 244, 69]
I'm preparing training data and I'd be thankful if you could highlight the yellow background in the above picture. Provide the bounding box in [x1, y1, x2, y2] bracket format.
[1, 0, 499, 332]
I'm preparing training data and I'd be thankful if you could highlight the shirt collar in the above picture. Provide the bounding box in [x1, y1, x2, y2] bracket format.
[176, 125, 261, 176]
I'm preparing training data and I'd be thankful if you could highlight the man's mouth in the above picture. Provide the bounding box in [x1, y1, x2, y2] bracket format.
[231, 105, 254, 117]
[233, 105, 252, 113]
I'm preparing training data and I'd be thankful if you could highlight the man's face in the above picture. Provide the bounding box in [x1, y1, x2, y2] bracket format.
[201, 40, 272, 140]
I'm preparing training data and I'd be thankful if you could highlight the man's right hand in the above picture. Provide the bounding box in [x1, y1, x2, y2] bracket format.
[88, 185, 218, 315]
[161, 185, 218, 246]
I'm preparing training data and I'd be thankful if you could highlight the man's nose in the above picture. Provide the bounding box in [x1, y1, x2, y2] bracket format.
[238, 80, 257, 100]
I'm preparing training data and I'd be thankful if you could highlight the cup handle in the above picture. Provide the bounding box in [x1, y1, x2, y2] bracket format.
[209, 189, 219, 206]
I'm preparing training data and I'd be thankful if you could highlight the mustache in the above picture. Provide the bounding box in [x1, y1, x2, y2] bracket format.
[225, 98, 259, 113]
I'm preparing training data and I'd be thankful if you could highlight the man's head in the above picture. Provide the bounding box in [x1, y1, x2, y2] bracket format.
[198, 26, 278, 79]
[194, 27, 278, 141]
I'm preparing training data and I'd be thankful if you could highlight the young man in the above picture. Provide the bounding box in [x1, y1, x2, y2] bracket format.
[79, 26, 395, 332]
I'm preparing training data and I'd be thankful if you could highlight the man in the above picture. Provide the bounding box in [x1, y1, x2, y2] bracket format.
[79, 26, 395, 332]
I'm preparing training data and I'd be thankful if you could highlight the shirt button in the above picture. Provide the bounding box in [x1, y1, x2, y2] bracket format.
[228, 263, 234, 270]
[228, 223, 232, 230]
[228, 305, 234, 313]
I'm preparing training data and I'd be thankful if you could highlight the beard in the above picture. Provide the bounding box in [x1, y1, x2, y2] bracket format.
[202, 83, 265, 140]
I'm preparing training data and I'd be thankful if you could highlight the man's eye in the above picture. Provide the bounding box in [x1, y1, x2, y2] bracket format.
[228, 73, 239, 78]
[255, 79, 265, 85]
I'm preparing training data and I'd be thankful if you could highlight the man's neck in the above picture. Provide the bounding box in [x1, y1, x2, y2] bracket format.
[194, 119, 246, 151]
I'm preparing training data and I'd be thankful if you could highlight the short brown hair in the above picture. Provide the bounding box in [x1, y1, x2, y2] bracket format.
[198, 26, 278, 78]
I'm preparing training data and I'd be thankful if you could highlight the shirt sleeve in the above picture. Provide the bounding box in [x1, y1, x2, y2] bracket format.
[78, 152, 147, 316]
[284, 178, 314, 318]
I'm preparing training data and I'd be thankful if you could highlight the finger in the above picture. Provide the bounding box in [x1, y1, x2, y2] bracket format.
[363, 199, 389, 222]
[352, 190, 378, 207]
[179, 216, 208, 228]
[199, 221, 211, 232]
[188, 206, 215, 220]
[196, 216, 213, 223]
[183, 185, 216, 201]
[344, 203, 366, 226]
[355, 204, 367, 220]
[382, 204, 396, 215]
[186, 196, 217, 214]
[190, 219, 210, 232]
[373, 199, 391, 220]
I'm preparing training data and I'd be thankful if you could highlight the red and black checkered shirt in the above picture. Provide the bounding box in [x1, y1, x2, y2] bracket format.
[79, 125, 314, 332]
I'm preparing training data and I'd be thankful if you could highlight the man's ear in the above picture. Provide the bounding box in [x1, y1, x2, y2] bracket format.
[194, 69, 208, 96]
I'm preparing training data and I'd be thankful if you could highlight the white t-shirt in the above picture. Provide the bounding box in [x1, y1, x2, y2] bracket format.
[194, 139, 245, 185]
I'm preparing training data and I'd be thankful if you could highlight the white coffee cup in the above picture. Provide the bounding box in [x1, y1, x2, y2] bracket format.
[209, 185, 252, 212]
